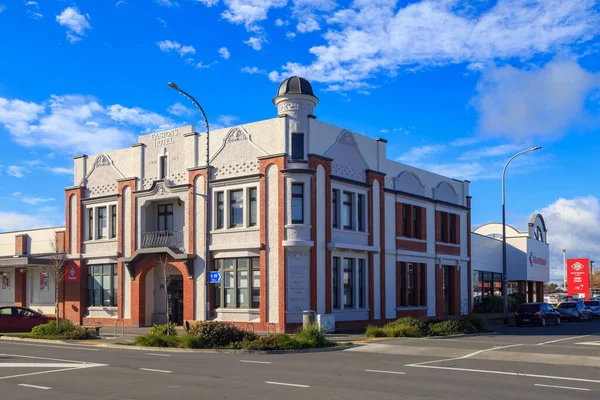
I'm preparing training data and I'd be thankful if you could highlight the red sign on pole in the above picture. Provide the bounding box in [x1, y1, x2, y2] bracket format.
[567, 258, 590, 301]
[65, 264, 80, 283]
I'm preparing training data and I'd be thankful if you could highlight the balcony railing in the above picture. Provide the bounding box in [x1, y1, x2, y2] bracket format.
[141, 230, 184, 251]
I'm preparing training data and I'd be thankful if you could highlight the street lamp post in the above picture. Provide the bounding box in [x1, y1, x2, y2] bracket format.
[168, 82, 211, 321]
[502, 146, 542, 324]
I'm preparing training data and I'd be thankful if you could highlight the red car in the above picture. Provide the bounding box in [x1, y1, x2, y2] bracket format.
[0, 306, 49, 333]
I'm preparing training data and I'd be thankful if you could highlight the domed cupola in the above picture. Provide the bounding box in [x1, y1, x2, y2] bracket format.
[272, 76, 319, 118]
[275, 76, 318, 99]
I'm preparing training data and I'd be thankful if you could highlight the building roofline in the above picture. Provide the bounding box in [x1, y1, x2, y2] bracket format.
[0, 226, 66, 235]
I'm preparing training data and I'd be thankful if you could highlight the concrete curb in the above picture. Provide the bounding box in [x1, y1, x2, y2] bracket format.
[0, 335, 360, 354]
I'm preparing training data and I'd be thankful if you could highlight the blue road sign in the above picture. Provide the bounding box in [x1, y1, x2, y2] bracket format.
[209, 271, 222, 283]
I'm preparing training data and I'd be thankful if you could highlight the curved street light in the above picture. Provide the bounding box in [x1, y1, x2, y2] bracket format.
[502, 146, 542, 324]
[168, 82, 211, 321]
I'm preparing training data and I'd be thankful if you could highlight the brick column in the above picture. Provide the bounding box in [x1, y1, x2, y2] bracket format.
[466, 196, 472, 312]
[367, 170, 386, 320]
[452, 266, 461, 315]
[517, 281, 527, 296]
[415, 264, 421, 307]
[15, 235, 28, 256]
[536, 282, 544, 302]
[64, 260, 86, 325]
[65, 187, 85, 255]
[527, 281, 534, 303]
[117, 178, 137, 320]
[435, 264, 443, 316]
[14, 269, 27, 307]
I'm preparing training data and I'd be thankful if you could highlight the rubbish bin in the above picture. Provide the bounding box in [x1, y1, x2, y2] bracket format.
[302, 310, 315, 328]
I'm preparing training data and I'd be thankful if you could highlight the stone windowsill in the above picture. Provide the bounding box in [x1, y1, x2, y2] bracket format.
[332, 228, 369, 236]
[395, 236, 427, 243]
[215, 308, 260, 314]
[211, 227, 260, 235]
[332, 308, 370, 314]
[435, 242, 460, 247]
[396, 306, 428, 311]
[84, 239, 118, 244]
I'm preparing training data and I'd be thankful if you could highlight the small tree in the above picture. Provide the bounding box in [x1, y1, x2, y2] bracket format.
[591, 269, 600, 291]
[46, 236, 68, 326]
[156, 254, 175, 334]
[544, 282, 559, 294]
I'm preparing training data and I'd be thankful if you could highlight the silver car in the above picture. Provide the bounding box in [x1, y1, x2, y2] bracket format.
[556, 301, 593, 322]
[584, 300, 600, 318]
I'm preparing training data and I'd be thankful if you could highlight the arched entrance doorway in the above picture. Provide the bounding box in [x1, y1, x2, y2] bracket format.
[129, 253, 194, 327]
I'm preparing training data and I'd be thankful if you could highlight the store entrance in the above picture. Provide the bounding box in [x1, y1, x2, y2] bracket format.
[167, 278, 184, 326]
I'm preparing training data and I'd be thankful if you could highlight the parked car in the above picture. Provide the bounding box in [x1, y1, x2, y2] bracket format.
[556, 301, 593, 322]
[515, 302, 561, 327]
[584, 300, 600, 318]
[0, 306, 49, 333]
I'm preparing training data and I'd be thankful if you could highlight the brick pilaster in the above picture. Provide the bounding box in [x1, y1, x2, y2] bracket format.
[367, 170, 386, 320]
[15, 235, 28, 256]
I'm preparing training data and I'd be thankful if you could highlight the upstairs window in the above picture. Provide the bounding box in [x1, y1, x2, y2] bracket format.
[439, 211, 459, 244]
[358, 194, 365, 232]
[291, 183, 304, 224]
[402, 204, 409, 236]
[249, 188, 257, 227]
[88, 208, 94, 240]
[230, 190, 244, 228]
[158, 204, 173, 231]
[342, 192, 353, 230]
[216, 192, 224, 229]
[110, 205, 117, 238]
[291, 133, 304, 160]
[97, 207, 107, 239]
[412, 206, 421, 239]
[332, 189, 339, 228]
[159, 156, 168, 179]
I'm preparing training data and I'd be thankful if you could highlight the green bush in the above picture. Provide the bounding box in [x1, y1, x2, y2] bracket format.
[239, 334, 303, 351]
[134, 333, 181, 348]
[382, 324, 422, 338]
[294, 323, 330, 348]
[179, 333, 205, 349]
[150, 322, 178, 336]
[365, 325, 386, 338]
[463, 314, 489, 333]
[426, 319, 477, 337]
[30, 320, 95, 340]
[189, 321, 256, 348]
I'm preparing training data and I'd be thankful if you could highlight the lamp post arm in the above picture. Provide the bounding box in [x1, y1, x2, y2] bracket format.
[501, 148, 537, 205]
[175, 87, 210, 137]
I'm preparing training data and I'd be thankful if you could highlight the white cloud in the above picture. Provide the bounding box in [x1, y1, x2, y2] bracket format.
[26, 1, 38, 6]
[209, 115, 239, 130]
[167, 102, 195, 117]
[241, 66, 266, 75]
[270, 0, 600, 91]
[157, 40, 196, 57]
[218, 47, 230, 59]
[195, 0, 219, 5]
[244, 36, 266, 51]
[56, 7, 91, 43]
[536, 196, 600, 282]
[196, 61, 211, 69]
[297, 17, 320, 33]
[458, 144, 523, 160]
[450, 137, 482, 147]
[286, 31, 296, 39]
[156, 0, 179, 6]
[116, 1, 127, 6]
[157, 17, 167, 27]
[0, 212, 61, 232]
[275, 18, 287, 27]
[7, 165, 27, 178]
[396, 144, 445, 163]
[0, 94, 174, 155]
[27, 11, 43, 19]
[219, 0, 287, 31]
[12, 192, 55, 206]
[47, 167, 73, 175]
[472, 60, 600, 140]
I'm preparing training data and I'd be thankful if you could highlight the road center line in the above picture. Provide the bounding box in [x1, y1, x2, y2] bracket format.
[536, 335, 594, 346]
[575, 341, 600, 346]
[18, 384, 52, 390]
[1, 342, 100, 351]
[365, 369, 406, 375]
[535, 384, 590, 391]
[240, 360, 272, 364]
[265, 381, 310, 388]
[0, 353, 97, 364]
[0, 363, 93, 368]
[145, 353, 171, 357]
[139, 368, 172, 373]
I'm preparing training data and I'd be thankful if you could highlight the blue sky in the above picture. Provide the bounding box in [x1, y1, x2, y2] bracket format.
[1, 0, 600, 281]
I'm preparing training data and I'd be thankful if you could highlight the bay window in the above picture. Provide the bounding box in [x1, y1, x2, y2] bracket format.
[229, 190, 243, 228]
[214, 257, 260, 309]
[291, 183, 304, 224]
[342, 192, 353, 230]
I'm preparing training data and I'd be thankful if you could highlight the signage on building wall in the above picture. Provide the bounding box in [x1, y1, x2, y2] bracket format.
[209, 271, 222, 283]
[567, 258, 590, 300]
[150, 128, 181, 147]
[65, 264, 80, 283]
[40, 272, 49, 290]
[287, 254, 310, 312]
[528, 252, 547, 267]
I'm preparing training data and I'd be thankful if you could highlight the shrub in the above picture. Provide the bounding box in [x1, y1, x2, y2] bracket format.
[294, 323, 330, 348]
[190, 321, 255, 348]
[426, 319, 463, 337]
[382, 324, 422, 338]
[134, 333, 181, 348]
[179, 333, 205, 349]
[150, 322, 178, 336]
[463, 314, 489, 333]
[185, 321, 204, 336]
[30, 320, 95, 340]
[239, 334, 302, 351]
[365, 325, 386, 338]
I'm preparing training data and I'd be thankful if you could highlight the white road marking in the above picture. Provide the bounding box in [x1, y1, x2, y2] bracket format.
[0, 353, 97, 364]
[18, 384, 52, 390]
[406, 344, 523, 366]
[576, 341, 600, 346]
[265, 381, 310, 388]
[1, 342, 100, 351]
[0, 364, 107, 381]
[0, 363, 91, 368]
[535, 384, 590, 391]
[240, 360, 272, 364]
[536, 335, 594, 346]
[365, 369, 406, 375]
[145, 353, 171, 357]
[139, 368, 172, 373]
[407, 364, 600, 385]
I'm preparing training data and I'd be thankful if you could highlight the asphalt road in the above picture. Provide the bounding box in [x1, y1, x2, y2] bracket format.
[1, 320, 599, 400]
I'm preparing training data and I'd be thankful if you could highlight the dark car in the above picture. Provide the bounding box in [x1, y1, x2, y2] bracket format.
[515, 302, 561, 327]
[0, 306, 49, 333]
[556, 301, 593, 322]
[583, 300, 600, 318]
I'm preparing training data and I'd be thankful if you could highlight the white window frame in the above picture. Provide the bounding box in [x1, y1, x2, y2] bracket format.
[285, 176, 311, 226]
[331, 253, 368, 311]
[331, 183, 369, 235]
[211, 181, 260, 232]
[85, 203, 118, 241]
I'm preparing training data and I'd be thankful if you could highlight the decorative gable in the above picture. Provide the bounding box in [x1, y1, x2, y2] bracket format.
[434, 181, 459, 204]
[81, 154, 124, 197]
[210, 126, 267, 180]
[325, 130, 370, 182]
[395, 171, 426, 197]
